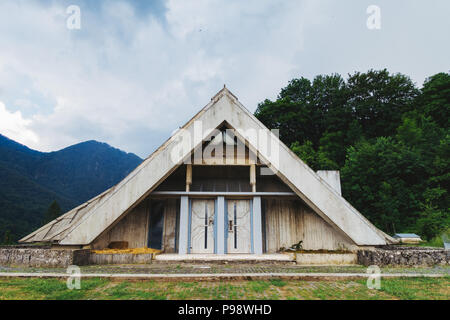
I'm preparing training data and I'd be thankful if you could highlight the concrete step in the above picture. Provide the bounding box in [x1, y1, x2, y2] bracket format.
[153, 253, 295, 264]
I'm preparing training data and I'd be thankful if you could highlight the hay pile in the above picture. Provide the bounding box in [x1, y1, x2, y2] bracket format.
[91, 247, 162, 255]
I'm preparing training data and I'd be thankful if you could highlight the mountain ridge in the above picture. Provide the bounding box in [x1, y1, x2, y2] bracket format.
[0, 133, 143, 242]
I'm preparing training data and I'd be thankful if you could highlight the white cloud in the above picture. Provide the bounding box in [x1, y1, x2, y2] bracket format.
[0, 101, 39, 146]
[0, 0, 314, 156]
[0, 0, 448, 157]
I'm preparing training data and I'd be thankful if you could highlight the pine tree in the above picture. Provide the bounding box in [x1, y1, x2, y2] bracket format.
[43, 200, 62, 225]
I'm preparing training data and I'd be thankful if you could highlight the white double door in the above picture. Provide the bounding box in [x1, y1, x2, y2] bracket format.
[226, 199, 251, 254]
[190, 199, 252, 254]
[190, 199, 215, 254]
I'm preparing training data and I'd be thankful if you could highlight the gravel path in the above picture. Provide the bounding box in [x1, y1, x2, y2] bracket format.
[0, 271, 448, 281]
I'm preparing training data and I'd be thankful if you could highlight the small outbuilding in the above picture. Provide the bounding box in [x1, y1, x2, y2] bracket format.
[393, 233, 423, 244]
[20, 87, 395, 256]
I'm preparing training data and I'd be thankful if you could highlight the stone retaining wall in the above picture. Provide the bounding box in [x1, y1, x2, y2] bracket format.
[2, 246, 448, 268]
[0, 247, 153, 267]
[0, 247, 91, 268]
[357, 247, 449, 266]
[0, 248, 75, 267]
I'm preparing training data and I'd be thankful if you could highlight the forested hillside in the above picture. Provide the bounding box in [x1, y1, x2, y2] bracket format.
[255, 70, 449, 240]
[0, 136, 142, 243]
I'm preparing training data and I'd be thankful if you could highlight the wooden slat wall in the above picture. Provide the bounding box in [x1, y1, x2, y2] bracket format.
[264, 199, 357, 252]
[163, 198, 178, 253]
[192, 141, 260, 165]
[91, 201, 149, 249]
[92, 198, 178, 251]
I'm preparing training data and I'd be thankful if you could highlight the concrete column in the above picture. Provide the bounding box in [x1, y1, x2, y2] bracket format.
[252, 196, 263, 254]
[216, 196, 225, 254]
[178, 196, 189, 254]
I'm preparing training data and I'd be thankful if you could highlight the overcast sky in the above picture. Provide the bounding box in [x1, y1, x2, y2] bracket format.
[0, 0, 449, 158]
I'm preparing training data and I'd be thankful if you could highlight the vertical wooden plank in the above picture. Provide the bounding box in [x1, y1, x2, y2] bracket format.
[263, 198, 356, 252]
[186, 164, 192, 192]
[265, 199, 280, 253]
[250, 164, 256, 192]
[91, 201, 149, 249]
[163, 199, 177, 253]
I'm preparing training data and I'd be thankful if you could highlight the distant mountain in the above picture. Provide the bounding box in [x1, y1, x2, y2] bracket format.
[0, 134, 143, 242]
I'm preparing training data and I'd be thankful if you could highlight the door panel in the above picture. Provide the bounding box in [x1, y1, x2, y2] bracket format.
[190, 199, 215, 253]
[227, 200, 252, 253]
[148, 200, 165, 250]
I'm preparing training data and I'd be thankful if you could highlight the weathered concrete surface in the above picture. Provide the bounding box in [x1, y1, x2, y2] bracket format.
[296, 253, 357, 265]
[358, 247, 449, 266]
[316, 171, 341, 195]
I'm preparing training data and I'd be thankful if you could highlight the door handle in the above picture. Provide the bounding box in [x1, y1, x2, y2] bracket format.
[228, 220, 233, 232]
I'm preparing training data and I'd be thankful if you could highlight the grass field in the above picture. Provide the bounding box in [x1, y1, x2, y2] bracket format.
[0, 277, 448, 300]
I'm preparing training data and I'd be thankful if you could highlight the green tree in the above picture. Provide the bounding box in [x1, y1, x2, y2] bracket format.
[417, 72, 450, 128]
[346, 69, 419, 139]
[256, 70, 448, 240]
[341, 114, 449, 238]
[291, 140, 338, 171]
[42, 200, 62, 225]
[395, 113, 449, 238]
[2, 230, 13, 245]
[291, 140, 317, 169]
[341, 137, 423, 234]
[255, 70, 419, 168]
[255, 74, 349, 149]
[416, 205, 449, 241]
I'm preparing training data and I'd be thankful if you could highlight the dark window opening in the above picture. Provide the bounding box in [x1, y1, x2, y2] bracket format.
[191, 165, 251, 192]
[154, 166, 186, 191]
[148, 200, 165, 250]
[256, 166, 292, 192]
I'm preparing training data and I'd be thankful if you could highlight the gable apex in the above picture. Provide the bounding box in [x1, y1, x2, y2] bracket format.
[210, 85, 238, 102]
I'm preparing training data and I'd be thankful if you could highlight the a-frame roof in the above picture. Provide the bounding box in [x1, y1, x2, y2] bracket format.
[21, 87, 394, 246]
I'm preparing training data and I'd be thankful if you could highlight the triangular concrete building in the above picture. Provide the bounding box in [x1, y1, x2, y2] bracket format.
[21, 87, 394, 254]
